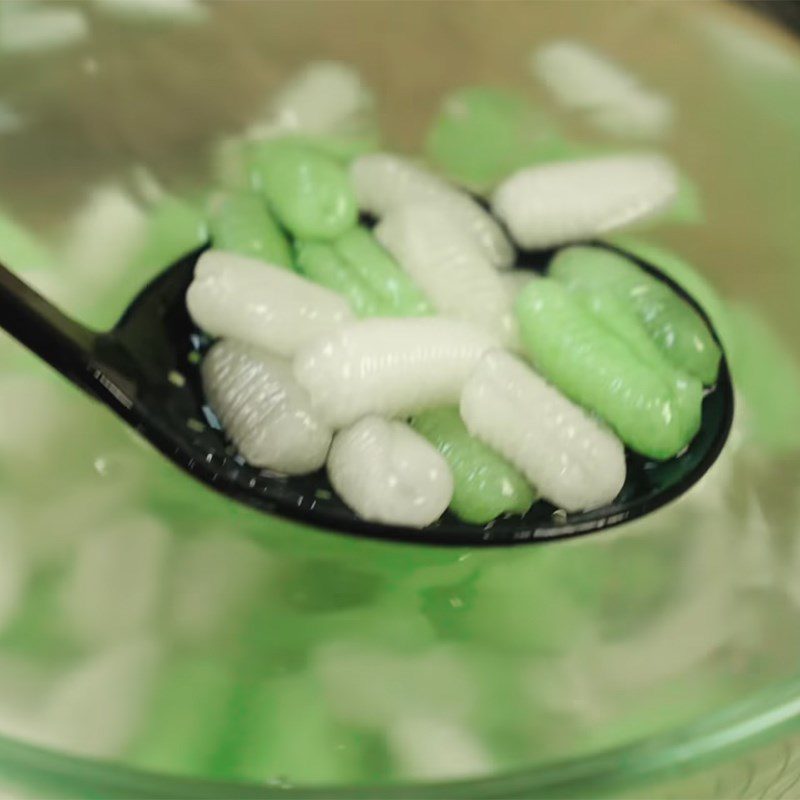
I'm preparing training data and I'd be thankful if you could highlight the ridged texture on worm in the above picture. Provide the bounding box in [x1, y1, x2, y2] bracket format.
[327, 416, 453, 528]
[376, 202, 516, 344]
[570, 286, 702, 446]
[350, 153, 514, 269]
[412, 407, 535, 524]
[294, 317, 498, 428]
[460, 350, 626, 511]
[295, 227, 432, 318]
[202, 340, 332, 474]
[515, 279, 702, 459]
[492, 153, 678, 249]
[186, 249, 353, 357]
[550, 246, 721, 384]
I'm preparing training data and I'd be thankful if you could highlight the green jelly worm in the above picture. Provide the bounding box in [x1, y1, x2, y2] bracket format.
[608, 235, 733, 356]
[296, 227, 432, 317]
[549, 246, 721, 385]
[295, 239, 378, 316]
[516, 279, 703, 460]
[425, 86, 567, 191]
[248, 139, 358, 241]
[208, 190, 293, 269]
[571, 286, 703, 447]
[412, 406, 536, 524]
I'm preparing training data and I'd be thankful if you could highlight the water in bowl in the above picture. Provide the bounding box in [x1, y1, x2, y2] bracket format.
[0, 0, 799, 792]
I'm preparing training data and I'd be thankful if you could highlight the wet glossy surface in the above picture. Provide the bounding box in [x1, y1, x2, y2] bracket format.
[46, 239, 732, 547]
[0, 2, 797, 797]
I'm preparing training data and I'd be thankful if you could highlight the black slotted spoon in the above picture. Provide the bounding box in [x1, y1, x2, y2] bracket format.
[0, 242, 733, 547]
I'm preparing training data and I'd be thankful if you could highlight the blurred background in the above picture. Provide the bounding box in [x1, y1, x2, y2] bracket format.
[0, 1, 800, 797]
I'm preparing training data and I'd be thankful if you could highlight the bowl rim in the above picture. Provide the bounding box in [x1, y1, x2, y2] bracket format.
[2, 670, 800, 798]
[1, 1, 799, 797]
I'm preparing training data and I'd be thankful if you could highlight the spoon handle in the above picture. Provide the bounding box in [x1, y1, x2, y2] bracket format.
[0, 262, 130, 403]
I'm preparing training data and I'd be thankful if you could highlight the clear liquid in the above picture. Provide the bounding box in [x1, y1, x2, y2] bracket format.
[0, 0, 799, 790]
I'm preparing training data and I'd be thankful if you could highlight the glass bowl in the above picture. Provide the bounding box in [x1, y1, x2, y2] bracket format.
[0, 2, 799, 797]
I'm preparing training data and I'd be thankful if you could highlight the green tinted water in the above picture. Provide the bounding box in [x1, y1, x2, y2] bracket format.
[1, 1, 800, 791]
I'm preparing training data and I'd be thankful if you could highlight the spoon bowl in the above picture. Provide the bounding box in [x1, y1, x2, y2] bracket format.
[0, 242, 733, 547]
